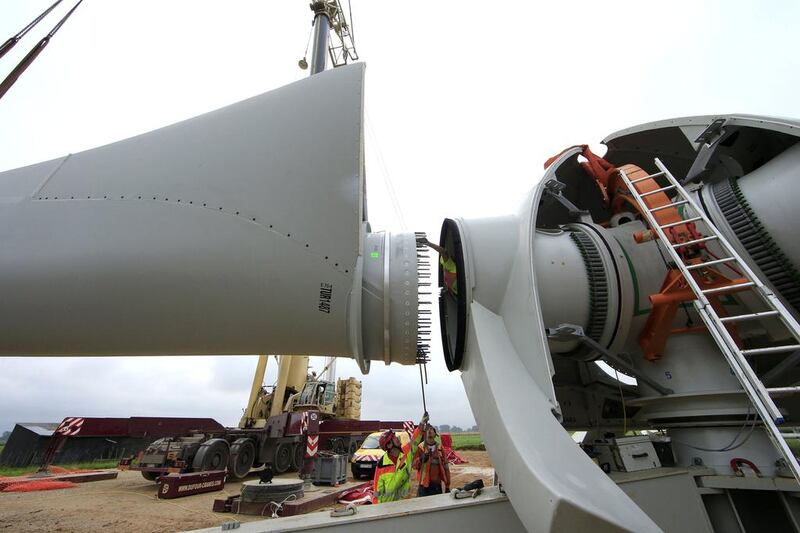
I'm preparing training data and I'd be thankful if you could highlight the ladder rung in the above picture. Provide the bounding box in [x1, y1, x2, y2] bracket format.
[652, 159, 800, 484]
[685, 257, 737, 270]
[673, 236, 719, 248]
[649, 200, 690, 213]
[782, 433, 800, 439]
[640, 185, 677, 197]
[742, 345, 800, 356]
[701, 281, 755, 295]
[720, 311, 781, 323]
[630, 171, 665, 184]
[769, 387, 800, 396]
[661, 216, 702, 229]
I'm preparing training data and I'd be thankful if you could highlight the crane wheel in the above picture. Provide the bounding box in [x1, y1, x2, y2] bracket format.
[228, 438, 256, 479]
[274, 442, 293, 474]
[192, 438, 230, 472]
[292, 442, 305, 471]
[140, 471, 161, 482]
[334, 438, 346, 454]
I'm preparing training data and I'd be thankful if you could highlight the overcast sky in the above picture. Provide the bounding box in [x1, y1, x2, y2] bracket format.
[1, 1, 799, 434]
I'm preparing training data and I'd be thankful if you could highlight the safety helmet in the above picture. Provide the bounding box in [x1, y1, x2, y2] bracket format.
[378, 430, 396, 450]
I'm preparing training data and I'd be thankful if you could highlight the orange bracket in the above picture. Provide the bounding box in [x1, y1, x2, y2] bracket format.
[639, 269, 746, 361]
[543, 146, 742, 362]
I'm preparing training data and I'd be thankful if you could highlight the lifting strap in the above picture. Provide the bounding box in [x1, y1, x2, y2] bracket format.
[544, 144, 617, 203]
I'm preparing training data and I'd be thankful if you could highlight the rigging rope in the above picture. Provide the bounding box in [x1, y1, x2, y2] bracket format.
[0, 0, 84, 102]
[365, 113, 408, 229]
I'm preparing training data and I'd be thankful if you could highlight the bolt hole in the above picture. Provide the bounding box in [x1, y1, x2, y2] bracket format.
[235, 211, 240, 215]
[305, 244, 309, 247]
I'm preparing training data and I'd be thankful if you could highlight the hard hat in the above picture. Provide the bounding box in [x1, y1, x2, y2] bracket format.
[378, 430, 396, 450]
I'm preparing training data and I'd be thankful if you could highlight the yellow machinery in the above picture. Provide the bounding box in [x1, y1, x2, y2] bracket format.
[238, 355, 308, 428]
[238, 355, 361, 429]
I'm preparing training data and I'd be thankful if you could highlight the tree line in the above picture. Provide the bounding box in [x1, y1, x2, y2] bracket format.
[433, 424, 478, 433]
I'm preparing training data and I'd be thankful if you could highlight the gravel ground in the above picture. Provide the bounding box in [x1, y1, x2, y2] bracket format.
[0, 451, 493, 532]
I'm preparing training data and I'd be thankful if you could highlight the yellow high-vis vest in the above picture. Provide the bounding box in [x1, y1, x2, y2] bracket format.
[371, 426, 423, 503]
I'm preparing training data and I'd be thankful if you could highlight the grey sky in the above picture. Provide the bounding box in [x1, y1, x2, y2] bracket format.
[1, 1, 799, 433]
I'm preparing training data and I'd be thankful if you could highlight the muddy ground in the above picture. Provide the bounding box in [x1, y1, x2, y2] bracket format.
[0, 451, 493, 532]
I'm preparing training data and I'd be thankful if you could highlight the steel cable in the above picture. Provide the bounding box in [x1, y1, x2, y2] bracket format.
[0, 0, 85, 101]
[0, 0, 65, 60]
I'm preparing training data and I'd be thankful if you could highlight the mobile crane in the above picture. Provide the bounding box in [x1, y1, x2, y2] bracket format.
[5, 3, 800, 531]
[123, 355, 406, 481]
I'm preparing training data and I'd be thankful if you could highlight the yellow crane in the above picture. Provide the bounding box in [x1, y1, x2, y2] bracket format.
[238, 355, 308, 428]
[238, 355, 360, 429]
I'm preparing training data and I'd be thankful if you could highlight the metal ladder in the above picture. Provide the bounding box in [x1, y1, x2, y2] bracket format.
[619, 158, 800, 482]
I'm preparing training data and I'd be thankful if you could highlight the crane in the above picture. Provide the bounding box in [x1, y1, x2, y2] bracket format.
[2, 3, 800, 532]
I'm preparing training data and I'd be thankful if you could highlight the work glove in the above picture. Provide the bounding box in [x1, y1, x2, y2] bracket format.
[419, 411, 429, 430]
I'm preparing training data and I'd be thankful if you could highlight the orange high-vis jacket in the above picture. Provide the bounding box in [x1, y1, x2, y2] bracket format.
[413, 441, 451, 489]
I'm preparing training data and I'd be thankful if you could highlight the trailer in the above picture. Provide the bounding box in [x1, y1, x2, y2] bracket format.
[117, 354, 411, 481]
[121, 410, 410, 481]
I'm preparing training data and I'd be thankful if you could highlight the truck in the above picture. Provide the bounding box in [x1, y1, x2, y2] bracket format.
[120, 355, 410, 480]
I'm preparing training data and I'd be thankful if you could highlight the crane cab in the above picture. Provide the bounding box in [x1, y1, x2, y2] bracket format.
[291, 380, 337, 417]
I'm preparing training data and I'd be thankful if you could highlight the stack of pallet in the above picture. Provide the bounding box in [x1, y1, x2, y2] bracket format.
[336, 377, 362, 419]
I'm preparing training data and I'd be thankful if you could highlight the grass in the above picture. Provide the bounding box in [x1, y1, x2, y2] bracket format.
[449, 432, 484, 451]
[0, 460, 120, 478]
[788, 439, 800, 457]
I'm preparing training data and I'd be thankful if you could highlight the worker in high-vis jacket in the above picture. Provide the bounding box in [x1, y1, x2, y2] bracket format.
[371, 413, 428, 504]
[421, 238, 458, 296]
[413, 425, 451, 496]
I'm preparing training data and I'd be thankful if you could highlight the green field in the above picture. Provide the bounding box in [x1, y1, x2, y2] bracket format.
[449, 432, 484, 450]
[0, 460, 119, 478]
[788, 439, 800, 457]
